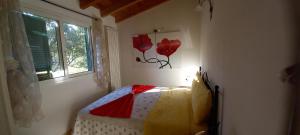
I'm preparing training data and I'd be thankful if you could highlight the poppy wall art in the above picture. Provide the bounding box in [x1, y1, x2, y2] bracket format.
[132, 31, 182, 69]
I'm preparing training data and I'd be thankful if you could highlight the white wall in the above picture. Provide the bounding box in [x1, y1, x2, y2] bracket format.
[199, 0, 296, 135]
[16, 75, 103, 135]
[8, 0, 118, 135]
[118, 0, 202, 87]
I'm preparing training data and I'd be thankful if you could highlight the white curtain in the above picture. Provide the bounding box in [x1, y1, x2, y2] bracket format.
[92, 19, 111, 91]
[0, 0, 43, 127]
[105, 27, 121, 90]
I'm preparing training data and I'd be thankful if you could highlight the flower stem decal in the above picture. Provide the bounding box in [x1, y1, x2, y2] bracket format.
[133, 34, 181, 69]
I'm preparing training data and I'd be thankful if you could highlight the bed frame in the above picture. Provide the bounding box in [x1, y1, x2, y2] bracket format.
[199, 67, 220, 135]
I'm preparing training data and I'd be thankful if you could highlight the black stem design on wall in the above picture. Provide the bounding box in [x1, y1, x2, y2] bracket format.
[159, 57, 172, 69]
[143, 52, 162, 65]
[136, 52, 172, 69]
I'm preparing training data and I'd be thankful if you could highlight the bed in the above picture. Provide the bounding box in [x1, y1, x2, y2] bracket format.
[73, 68, 219, 135]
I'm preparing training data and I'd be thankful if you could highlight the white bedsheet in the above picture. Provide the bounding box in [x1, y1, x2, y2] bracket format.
[73, 86, 162, 135]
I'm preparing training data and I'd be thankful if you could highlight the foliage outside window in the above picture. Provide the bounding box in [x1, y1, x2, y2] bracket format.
[22, 13, 93, 81]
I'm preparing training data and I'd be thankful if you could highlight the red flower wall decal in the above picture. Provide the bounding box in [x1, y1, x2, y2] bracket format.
[132, 34, 181, 69]
[132, 34, 153, 53]
[156, 38, 181, 57]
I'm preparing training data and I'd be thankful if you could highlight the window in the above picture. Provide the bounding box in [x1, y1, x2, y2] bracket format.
[63, 23, 93, 75]
[22, 13, 93, 81]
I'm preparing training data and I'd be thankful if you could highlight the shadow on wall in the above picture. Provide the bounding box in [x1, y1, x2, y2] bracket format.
[290, 0, 300, 134]
[199, 0, 298, 134]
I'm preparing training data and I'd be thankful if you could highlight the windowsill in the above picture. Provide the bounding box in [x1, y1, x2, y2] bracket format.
[39, 71, 94, 86]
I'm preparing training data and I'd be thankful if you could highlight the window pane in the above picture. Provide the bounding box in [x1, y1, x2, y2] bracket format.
[23, 13, 64, 81]
[63, 23, 92, 75]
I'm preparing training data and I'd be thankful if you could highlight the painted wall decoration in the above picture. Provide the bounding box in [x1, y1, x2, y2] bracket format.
[132, 32, 181, 69]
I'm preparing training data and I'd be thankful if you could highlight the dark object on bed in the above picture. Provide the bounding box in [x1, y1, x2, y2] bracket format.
[200, 67, 220, 135]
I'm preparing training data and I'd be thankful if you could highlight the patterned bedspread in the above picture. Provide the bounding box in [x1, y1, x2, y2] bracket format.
[73, 86, 162, 135]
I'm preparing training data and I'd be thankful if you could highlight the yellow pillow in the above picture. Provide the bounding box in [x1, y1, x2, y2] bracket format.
[191, 72, 212, 124]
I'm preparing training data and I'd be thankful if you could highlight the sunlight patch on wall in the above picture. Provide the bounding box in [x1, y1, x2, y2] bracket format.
[180, 65, 199, 86]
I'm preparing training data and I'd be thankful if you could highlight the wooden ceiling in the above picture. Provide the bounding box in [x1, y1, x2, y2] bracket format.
[80, 0, 169, 22]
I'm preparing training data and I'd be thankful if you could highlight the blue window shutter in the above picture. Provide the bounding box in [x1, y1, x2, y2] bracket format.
[23, 15, 51, 73]
[85, 28, 93, 71]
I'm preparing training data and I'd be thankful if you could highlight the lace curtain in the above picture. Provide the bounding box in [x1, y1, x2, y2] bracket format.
[0, 0, 43, 127]
[92, 19, 111, 91]
[105, 27, 121, 90]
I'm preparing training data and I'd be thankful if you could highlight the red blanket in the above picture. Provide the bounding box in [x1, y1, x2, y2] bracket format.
[90, 85, 155, 118]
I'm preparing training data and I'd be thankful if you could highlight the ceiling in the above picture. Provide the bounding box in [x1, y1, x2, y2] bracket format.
[80, 0, 169, 22]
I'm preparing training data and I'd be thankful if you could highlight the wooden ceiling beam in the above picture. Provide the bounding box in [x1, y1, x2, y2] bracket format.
[100, 0, 142, 17]
[80, 0, 169, 22]
[80, 0, 105, 9]
[113, 0, 169, 23]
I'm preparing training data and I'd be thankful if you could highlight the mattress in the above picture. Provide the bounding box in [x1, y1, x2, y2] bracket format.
[73, 86, 206, 135]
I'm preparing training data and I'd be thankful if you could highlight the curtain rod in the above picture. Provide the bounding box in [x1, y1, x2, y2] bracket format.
[40, 0, 98, 20]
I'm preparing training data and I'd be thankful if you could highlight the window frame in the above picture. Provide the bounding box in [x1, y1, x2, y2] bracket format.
[22, 7, 94, 81]
[60, 22, 93, 78]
